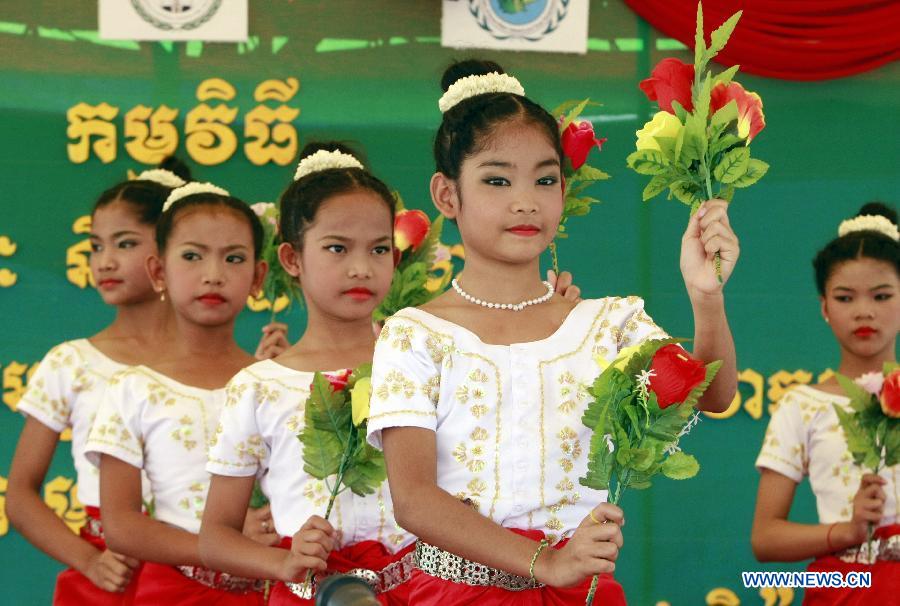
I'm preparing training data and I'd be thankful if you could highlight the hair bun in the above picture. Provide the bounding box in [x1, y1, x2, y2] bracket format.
[441, 59, 505, 92]
[158, 156, 192, 182]
[856, 201, 897, 226]
[298, 141, 364, 164]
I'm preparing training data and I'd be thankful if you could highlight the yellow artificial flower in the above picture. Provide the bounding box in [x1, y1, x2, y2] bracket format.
[612, 345, 642, 371]
[635, 111, 683, 152]
[351, 377, 372, 426]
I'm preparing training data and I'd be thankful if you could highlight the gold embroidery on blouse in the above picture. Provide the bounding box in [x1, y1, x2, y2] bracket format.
[422, 375, 441, 405]
[375, 370, 416, 400]
[558, 427, 583, 473]
[538, 299, 613, 520]
[171, 414, 199, 451]
[224, 382, 248, 408]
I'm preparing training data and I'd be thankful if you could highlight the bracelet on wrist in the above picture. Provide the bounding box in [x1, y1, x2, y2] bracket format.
[529, 539, 550, 582]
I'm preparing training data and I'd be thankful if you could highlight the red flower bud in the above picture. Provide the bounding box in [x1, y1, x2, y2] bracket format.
[324, 369, 352, 393]
[881, 369, 900, 418]
[639, 58, 695, 114]
[648, 345, 707, 408]
[560, 120, 607, 170]
[710, 81, 766, 142]
[394, 209, 430, 252]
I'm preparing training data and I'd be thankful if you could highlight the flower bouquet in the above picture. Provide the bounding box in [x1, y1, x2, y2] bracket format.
[627, 3, 767, 280]
[299, 365, 385, 521]
[250, 202, 302, 320]
[580, 340, 721, 604]
[549, 99, 610, 274]
[833, 364, 900, 560]
[374, 195, 453, 322]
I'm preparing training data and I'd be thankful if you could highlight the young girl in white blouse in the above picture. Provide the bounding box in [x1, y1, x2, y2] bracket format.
[366, 59, 740, 605]
[199, 142, 417, 605]
[85, 183, 273, 605]
[753, 203, 899, 605]
[6, 165, 188, 606]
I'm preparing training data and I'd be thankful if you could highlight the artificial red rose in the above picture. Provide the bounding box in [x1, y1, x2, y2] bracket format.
[639, 58, 695, 114]
[880, 369, 900, 418]
[324, 369, 352, 393]
[560, 120, 607, 170]
[648, 345, 707, 408]
[394, 209, 430, 252]
[710, 81, 766, 142]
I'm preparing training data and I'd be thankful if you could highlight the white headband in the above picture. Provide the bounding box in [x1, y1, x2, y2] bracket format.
[134, 168, 186, 189]
[294, 149, 364, 181]
[838, 215, 899, 242]
[163, 182, 230, 213]
[438, 72, 525, 113]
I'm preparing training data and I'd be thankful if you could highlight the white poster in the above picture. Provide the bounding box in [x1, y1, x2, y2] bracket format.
[442, 0, 589, 54]
[99, 0, 248, 42]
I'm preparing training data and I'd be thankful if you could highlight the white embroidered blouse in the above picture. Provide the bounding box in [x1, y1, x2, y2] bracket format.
[17, 340, 126, 508]
[366, 297, 668, 543]
[85, 366, 225, 534]
[756, 384, 898, 527]
[206, 359, 413, 550]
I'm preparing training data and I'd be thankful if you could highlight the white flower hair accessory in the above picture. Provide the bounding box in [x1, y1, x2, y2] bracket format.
[438, 72, 525, 113]
[838, 215, 900, 242]
[294, 150, 364, 181]
[163, 182, 230, 213]
[134, 168, 186, 189]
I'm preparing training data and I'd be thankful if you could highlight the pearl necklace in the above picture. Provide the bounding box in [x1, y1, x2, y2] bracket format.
[451, 278, 555, 311]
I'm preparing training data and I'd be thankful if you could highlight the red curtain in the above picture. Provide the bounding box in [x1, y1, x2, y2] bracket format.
[623, 1, 900, 80]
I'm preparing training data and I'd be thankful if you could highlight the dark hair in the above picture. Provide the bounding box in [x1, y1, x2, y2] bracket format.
[278, 141, 396, 248]
[158, 155, 193, 182]
[434, 59, 563, 179]
[91, 156, 193, 225]
[156, 192, 264, 259]
[813, 202, 900, 294]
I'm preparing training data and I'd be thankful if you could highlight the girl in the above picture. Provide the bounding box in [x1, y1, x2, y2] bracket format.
[752, 203, 899, 605]
[199, 142, 416, 605]
[6, 165, 188, 605]
[84, 183, 273, 605]
[366, 59, 740, 605]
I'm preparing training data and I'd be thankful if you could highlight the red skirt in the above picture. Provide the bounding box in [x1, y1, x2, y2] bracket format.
[269, 537, 415, 606]
[133, 562, 266, 606]
[803, 524, 900, 606]
[407, 529, 626, 606]
[53, 506, 141, 606]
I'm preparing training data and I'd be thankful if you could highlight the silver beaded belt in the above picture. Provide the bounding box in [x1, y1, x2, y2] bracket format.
[414, 540, 543, 592]
[175, 565, 265, 594]
[836, 534, 900, 564]
[81, 514, 104, 539]
[284, 550, 416, 598]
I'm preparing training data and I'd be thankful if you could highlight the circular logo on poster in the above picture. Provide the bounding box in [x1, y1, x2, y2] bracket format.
[131, 0, 223, 31]
[469, 0, 569, 41]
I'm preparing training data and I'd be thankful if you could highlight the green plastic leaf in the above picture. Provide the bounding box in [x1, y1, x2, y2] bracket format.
[833, 404, 877, 468]
[642, 174, 672, 201]
[711, 100, 738, 128]
[835, 373, 877, 413]
[713, 147, 750, 184]
[694, 73, 713, 127]
[717, 184, 735, 202]
[580, 430, 615, 491]
[708, 11, 742, 58]
[710, 134, 745, 158]
[884, 362, 900, 374]
[661, 452, 700, 480]
[884, 420, 900, 468]
[713, 64, 740, 86]
[671, 100, 688, 123]
[626, 150, 669, 175]
[731, 159, 769, 188]
[584, 367, 634, 430]
[559, 98, 591, 132]
[572, 164, 611, 182]
[693, 2, 706, 73]
[341, 444, 387, 496]
[669, 180, 704, 208]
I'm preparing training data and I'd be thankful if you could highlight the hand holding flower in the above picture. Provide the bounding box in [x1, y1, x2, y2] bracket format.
[680, 199, 740, 296]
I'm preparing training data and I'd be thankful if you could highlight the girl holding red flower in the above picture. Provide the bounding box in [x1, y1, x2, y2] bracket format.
[366, 59, 740, 605]
[753, 203, 900, 605]
[198, 142, 419, 605]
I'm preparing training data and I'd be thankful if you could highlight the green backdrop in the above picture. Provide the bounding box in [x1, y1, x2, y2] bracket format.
[1, 1, 898, 604]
